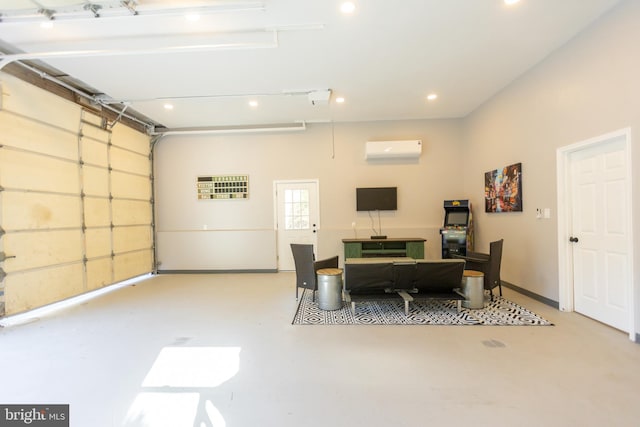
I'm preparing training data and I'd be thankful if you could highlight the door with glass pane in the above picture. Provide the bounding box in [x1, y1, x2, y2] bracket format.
[275, 181, 319, 271]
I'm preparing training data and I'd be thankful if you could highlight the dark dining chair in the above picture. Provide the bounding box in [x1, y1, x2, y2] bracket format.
[453, 239, 503, 301]
[290, 244, 339, 301]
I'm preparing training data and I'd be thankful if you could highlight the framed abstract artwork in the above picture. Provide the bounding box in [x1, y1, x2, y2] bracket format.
[484, 162, 522, 213]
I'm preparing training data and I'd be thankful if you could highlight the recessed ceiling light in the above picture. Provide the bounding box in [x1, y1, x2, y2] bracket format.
[504, 0, 520, 5]
[340, 2, 356, 14]
[248, 100, 259, 108]
[427, 93, 438, 101]
[163, 103, 174, 110]
[185, 12, 200, 22]
[335, 97, 345, 104]
[40, 21, 54, 29]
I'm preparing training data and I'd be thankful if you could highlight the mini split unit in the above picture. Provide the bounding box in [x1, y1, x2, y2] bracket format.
[365, 140, 422, 160]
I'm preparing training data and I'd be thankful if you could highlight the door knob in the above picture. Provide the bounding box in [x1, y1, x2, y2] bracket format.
[569, 236, 579, 243]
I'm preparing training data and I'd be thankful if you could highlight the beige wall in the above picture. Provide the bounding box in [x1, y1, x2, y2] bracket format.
[462, 0, 639, 332]
[154, 119, 464, 268]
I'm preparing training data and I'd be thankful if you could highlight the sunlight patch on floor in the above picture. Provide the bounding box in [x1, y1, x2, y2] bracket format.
[123, 346, 240, 427]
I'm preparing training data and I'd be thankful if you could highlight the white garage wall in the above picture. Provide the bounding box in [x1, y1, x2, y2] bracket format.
[461, 1, 640, 334]
[154, 119, 465, 271]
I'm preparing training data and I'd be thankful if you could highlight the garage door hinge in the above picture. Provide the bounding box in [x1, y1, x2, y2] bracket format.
[0, 227, 4, 237]
[0, 269, 6, 281]
[0, 252, 16, 261]
[0, 185, 4, 192]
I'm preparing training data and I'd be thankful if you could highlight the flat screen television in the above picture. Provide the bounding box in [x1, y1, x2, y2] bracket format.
[356, 187, 397, 211]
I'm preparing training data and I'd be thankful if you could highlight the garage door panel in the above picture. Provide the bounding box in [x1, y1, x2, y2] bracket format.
[86, 258, 113, 291]
[112, 199, 152, 225]
[83, 197, 111, 227]
[2, 192, 81, 230]
[82, 165, 110, 197]
[81, 138, 109, 167]
[4, 264, 85, 314]
[85, 228, 112, 258]
[0, 113, 78, 160]
[113, 226, 152, 253]
[82, 111, 104, 127]
[2, 74, 80, 131]
[81, 125, 110, 143]
[3, 230, 83, 272]
[0, 75, 154, 316]
[112, 171, 151, 200]
[114, 249, 152, 282]
[111, 124, 150, 155]
[111, 146, 150, 175]
[0, 150, 79, 194]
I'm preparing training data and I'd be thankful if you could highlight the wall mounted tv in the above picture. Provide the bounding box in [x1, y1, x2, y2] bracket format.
[356, 187, 397, 211]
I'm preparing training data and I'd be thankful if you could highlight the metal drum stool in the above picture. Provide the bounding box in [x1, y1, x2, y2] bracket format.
[462, 270, 485, 309]
[316, 268, 343, 310]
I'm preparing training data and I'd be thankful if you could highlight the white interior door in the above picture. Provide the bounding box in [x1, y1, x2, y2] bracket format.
[275, 181, 319, 271]
[569, 133, 631, 332]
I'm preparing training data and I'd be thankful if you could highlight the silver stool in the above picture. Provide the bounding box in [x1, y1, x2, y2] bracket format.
[462, 270, 485, 309]
[316, 268, 343, 310]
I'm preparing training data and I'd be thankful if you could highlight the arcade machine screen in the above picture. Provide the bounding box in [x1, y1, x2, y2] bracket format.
[445, 211, 468, 227]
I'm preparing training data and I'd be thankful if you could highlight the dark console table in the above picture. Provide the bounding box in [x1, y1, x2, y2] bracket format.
[342, 238, 426, 259]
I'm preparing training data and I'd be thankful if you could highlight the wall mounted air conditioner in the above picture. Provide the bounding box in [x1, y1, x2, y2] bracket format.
[365, 140, 422, 160]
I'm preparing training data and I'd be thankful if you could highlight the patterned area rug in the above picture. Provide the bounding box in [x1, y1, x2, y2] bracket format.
[292, 289, 553, 326]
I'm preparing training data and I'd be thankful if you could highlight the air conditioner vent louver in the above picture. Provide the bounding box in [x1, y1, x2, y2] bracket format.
[365, 140, 422, 160]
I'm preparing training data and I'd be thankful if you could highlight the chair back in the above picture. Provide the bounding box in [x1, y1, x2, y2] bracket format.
[290, 244, 315, 289]
[485, 239, 503, 290]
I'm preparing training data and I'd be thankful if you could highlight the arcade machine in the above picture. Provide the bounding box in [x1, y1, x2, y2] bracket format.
[440, 200, 474, 258]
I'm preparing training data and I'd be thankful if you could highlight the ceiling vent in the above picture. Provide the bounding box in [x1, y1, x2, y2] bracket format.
[308, 89, 332, 105]
[365, 140, 422, 160]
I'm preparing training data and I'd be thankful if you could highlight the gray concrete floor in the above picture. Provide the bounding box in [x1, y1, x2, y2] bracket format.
[0, 273, 639, 427]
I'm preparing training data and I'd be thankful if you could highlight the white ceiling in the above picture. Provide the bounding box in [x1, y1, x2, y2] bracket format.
[0, 0, 622, 130]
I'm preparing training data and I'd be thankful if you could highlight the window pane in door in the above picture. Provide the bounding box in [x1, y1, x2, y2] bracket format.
[284, 189, 310, 230]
